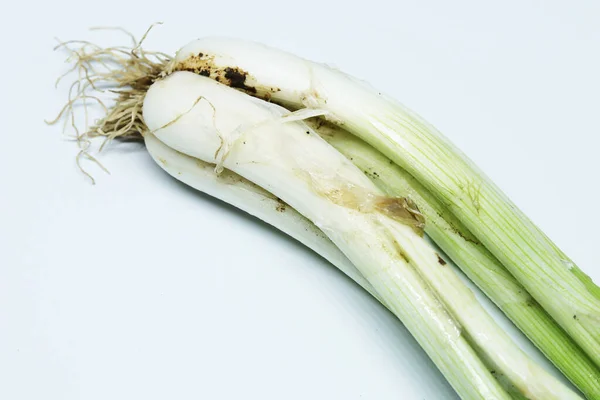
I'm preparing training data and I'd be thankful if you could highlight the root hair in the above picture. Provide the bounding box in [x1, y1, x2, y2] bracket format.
[46, 23, 170, 183]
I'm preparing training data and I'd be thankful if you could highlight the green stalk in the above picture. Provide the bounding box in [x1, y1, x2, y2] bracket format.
[325, 99, 600, 366]
[315, 121, 600, 399]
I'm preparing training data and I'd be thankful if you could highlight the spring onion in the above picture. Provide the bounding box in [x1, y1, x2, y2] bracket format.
[48, 29, 596, 399]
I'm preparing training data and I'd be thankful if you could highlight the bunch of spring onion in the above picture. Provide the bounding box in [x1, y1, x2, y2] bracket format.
[49, 27, 600, 399]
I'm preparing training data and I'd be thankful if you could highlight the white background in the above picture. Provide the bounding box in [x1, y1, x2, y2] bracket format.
[2, 1, 599, 399]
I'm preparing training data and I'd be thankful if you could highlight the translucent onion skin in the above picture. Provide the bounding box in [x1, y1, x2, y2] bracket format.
[142, 72, 579, 400]
[171, 38, 600, 368]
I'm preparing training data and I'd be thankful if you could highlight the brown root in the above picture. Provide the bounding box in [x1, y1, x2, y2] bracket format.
[46, 23, 170, 183]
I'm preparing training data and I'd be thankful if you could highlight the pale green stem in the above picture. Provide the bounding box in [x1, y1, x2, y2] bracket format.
[316, 122, 600, 399]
